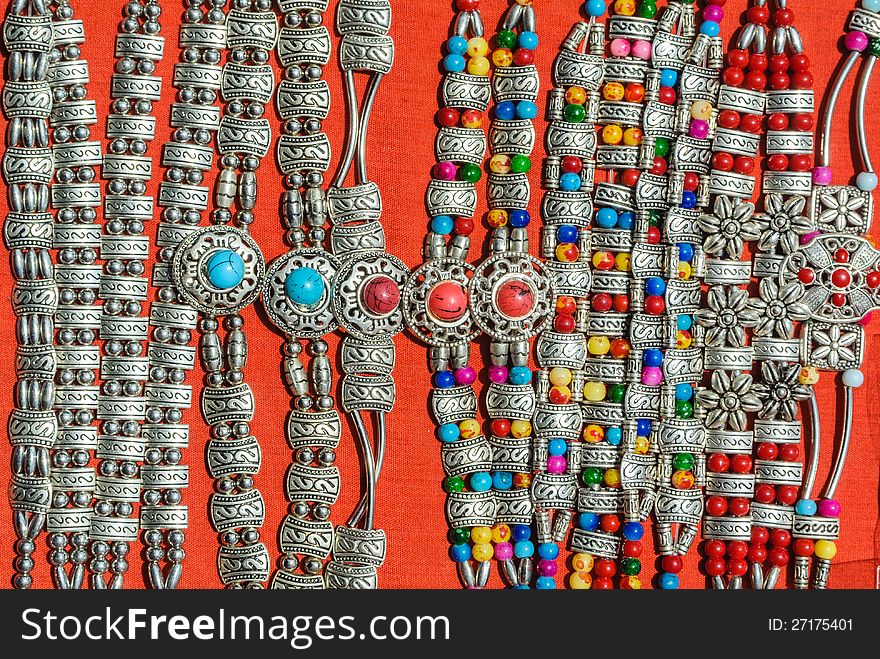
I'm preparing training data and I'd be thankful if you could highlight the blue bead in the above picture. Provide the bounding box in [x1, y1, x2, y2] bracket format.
[535, 576, 556, 590]
[660, 69, 678, 87]
[645, 276, 666, 296]
[207, 250, 245, 291]
[447, 36, 468, 55]
[451, 543, 471, 562]
[537, 542, 559, 560]
[595, 207, 619, 228]
[438, 423, 460, 443]
[496, 101, 516, 120]
[518, 31, 538, 50]
[617, 212, 635, 230]
[514, 540, 535, 559]
[659, 572, 680, 589]
[700, 20, 720, 37]
[578, 512, 599, 531]
[443, 53, 465, 73]
[508, 365, 532, 385]
[431, 215, 453, 235]
[434, 370, 455, 389]
[637, 419, 652, 437]
[548, 438, 567, 456]
[586, 0, 606, 17]
[510, 209, 530, 227]
[857, 172, 878, 191]
[515, 100, 538, 120]
[492, 471, 513, 490]
[677, 314, 693, 331]
[795, 499, 818, 516]
[623, 522, 644, 541]
[675, 383, 693, 401]
[559, 172, 581, 191]
[681, 191, 697, 209]
[512, 584, 530, 590]
[512, 524, 531, 542]
[677, 242, 694, 262]
[556, 224, 578, 243]
[865, 0, 880, 12]
[470, 472, 492, 492]
[606, 427, 622, 446]
[643, 348, 663, 367]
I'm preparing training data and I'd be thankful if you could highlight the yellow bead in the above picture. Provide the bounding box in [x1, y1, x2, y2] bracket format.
[472, 543, 494, 562]
[623, 127, 643, 146]
[471, 526, 492, 544]
[583, 424, 604, 443]
[467, 55, 490, 76]
[587, 335, 611, 355]
[691, 100, 713, 121]
[614, 0, 636, 16]
[492, 48, 513, 67]
[549, 366, 572, 387]
[572, 552, 595, 572]
[515, 0, 533, 5]
[583, 380, 607, 402]
[565, 86, 587, 105]
[603, 468, 621, 488]
[602, 124, 623, 145]
[603, 82, 625, 102]
[615, 252, 631, 271]
[635, 435, 650, 454]
[622, 576, 642, 590]
[467, 37, 489, 57]
[799, 366, 820, 385]
[569, 571, 593, 589]
[511, 419, 532, 439]
[490, 154, 512, 174]
[491, 524, 511, 543]
[459, 418, 481, 439]
[814, 540, 837, 560]
[676, 330, 693, 349]
[678, 261, 692, 280]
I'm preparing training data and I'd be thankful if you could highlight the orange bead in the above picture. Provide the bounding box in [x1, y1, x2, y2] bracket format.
[487, 209, 508, 227]
[513, 472, 532, 488]
[602, 124, 623, 145]
[625, 83, 645, 103]
[603, 82, 625, 101]
[492, 48, 513, 67]
[672, 469, 695, 489]
[583, 424, 604, 443]
[565, 86, 587, 105]
[610, 338, 631, 358]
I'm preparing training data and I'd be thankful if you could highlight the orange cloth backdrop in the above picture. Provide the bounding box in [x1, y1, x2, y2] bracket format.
[1, 0, 879, 589]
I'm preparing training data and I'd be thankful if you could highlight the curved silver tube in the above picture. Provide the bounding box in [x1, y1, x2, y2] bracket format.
[824, 382, 854, 499]
[855, 54, 877, 174]
[818, 50, 860, 167]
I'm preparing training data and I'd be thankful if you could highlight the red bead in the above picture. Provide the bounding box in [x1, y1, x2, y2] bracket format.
[554, 313, 575, 333]
[706, 495, 728, 516]
[768, 113, 789, 131]
[791, 113, 813, 131]
[750, 53, 769, 71]
[771, 529, 791, 548]
[769, 72, 790, 90]
[437, 107, 459, 127]
[705, 557, 727, 577]
[683, 172, 700, 191]
[651, 157, 668, 175]
[797, 268, 815, 284]
[621, 169, 640, 188]
[549, 387, 570, 404]
[755, 483, 776, 504]
[592, 576, 614, 590]
[834, 248, 849, 263]
[792, 71, 813, 89]
[592, 293, 612, 312]
[556, 295, 577, 316]
[769, 54, 790, 73]
[728, 541, 748, 560]
[727, 49, 749, 68]
[756, 442, 779, 461]
[713, 152, 735, 171]
[831, 293, 847, 308]
[722, 67, 745, 87]
[779, 444, 799, 461]
[593, 558, 616, 577]
[490, 419, 510, 437]
[777, 485, 799, 505]
[623, 540, 642, 558]
[752, 526, 770, 544]
[832, 268, 852, 288]
[561, 155, 582, 173]
[662, 555, 683, 574]
[768, 547, 789, 567]
[748, 545, 768, 563]
[730, 454, 752, 474]
[734, 156, 755, 175]
[612, 295, 630, 313]
[658, 86, 677, 105]
[727, 557, 748, 577]
[728, 497, 750, 517]
[708, 452, 730, 473]
[600, 514, 620, 533]
[705, 540, 727, 558]
[790, 154, 812, 172]
[646, 226, 662, 245]
[718, 109, 741, 129]
[790, 53, 811, 72]
[867, 271, 880, 288]
[644, 295, 665, 315]
[455, 0, 479, 10]
[740, 113, 762, 133]
[454, 216, 474, 236]
[513, 48, 533, 66]
[748, 6, 770, 25]
[767, 154, 789, 171]
[793, 538, 814, 557]
[774, 8, 794, 26]
[744, 71, 767, 91]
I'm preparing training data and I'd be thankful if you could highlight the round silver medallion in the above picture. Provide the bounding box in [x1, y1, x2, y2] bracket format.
[261, 248, 340, 338]
[331, 250, 410, 341]
[469, 252, 554, 341]
[403, 258, 479, 347]
[172, 225, 266, 316]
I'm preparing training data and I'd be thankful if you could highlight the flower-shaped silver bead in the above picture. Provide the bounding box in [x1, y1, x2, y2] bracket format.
[751, 362, 812, 422]
[696, 370, 762, 432]
[694, 285, 759, 347]
[809, 324, 860, 369]
[814, 186, 870, 234]
[698, 196, 761, 260]
[747, 278, 811, 339]
[753, 193, 815, 255]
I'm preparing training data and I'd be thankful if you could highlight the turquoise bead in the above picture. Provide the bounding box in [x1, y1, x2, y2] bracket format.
[795, 499, 817, 516]
[865, 0, 880, 13]
[285, 267, 325, 306]
[206, 250, 245, 290]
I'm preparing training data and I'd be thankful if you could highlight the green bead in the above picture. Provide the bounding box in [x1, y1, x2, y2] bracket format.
[497, 30, 517, 49]
[564, 103, 586, 123]
[638, 1, 658, 18]
[459, 162, 481, 183]
[673, 452, 695, 471]
[648, 210, 662, 227]
[870, 39, 880, 58]
[582, 467, 603, 486]
[654, 137, 670, 158]
[607, 383, 626, 404]
[445, 475, 465, 492]
[451, 527, 470, 544]
[675, 399, 694, 419]
[621, 557, 642, 576]
[510, 154, 531, 173]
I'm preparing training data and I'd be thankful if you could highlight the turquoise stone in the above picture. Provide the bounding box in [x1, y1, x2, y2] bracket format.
[285, 267, 324, 306]
[206, 249, 245, 290]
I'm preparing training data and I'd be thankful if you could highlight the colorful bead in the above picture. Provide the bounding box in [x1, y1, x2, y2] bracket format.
[284, 265, 323, 305]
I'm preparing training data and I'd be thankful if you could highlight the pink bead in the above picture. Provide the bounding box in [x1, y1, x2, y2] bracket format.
[494, 541, 513, 561]
[641, 366, 663, 386]
[455, 366, 476, 385]
[818, 499, 841, 518]
[610, 38, 630, 57]
[488, 365, 508, 384]
[689, 119, 709, 139]
[812, 166, 833, 185]
[546, 455, 567, 474]
[537, 559, 557, 577]
[631, 40, 652, 60]
[435, 161, 457, 181]
[859, 311, 873, 326]
[704, 4, 724, 22]
[800, 230, 820, 245]
[846, 30, 869, 52]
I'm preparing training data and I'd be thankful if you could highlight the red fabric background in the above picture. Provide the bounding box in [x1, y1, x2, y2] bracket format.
[1, 0, 879, 589]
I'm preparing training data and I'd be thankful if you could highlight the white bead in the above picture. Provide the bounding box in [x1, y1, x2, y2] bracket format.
[842, 369, 864, 388]
[856, 172, 878, 191]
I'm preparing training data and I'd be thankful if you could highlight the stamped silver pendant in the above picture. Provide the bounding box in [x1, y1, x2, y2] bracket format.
[172, 225, 266, 316]
[331, 250, 409, 341]
[262, 248, 340, 338]
[403, 257, 480, 347]
[468, 252, 554, 341]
